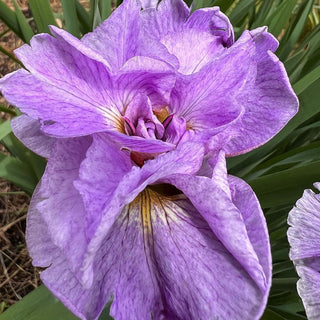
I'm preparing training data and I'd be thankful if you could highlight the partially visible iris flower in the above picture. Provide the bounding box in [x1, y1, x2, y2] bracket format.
[288, 183, 320, 320]
[0, 0, 298, 319]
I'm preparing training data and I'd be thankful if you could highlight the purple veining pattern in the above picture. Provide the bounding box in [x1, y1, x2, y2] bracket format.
[288, 183, 320, 320]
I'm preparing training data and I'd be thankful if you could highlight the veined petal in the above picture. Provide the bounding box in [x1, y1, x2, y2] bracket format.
[81, 0, 141, 71]
[139, 0, 158, 8]
[74, 134, 133, 241]
[288, 183, 320, 319]
[161, 28, 226, 75]
[116, 56, 176, 109]
[169, 34, 254, 139]
[14, 31, 112, 103]
[105, 131, 175, 153]
[288, 186, 320, 260]
[0, 28, 121, 138]
[49, 25, 111, 68]
[26, 183, 61, 268]
[140, 0, 189, 40]
[11, 115, 55, 158]
[0, 57, 175, 139]
[30, 200, 163, 320]
[141, 3, 233, 75]
[296, 264, 320, 320]
[80, 141, 204, 287]
[186, 7, 234, 47]
[32, 137, 92, 278]
[150, 192, 269, 320]
[0, 69, 116, 137]
[224, 27, 299, 155]
[168, 174, 269, 294]
[36, 180, 269, 320]
[228, 175, 272, 293]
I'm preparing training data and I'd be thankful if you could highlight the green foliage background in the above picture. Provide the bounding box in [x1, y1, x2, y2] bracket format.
[0, 0, 320, 319]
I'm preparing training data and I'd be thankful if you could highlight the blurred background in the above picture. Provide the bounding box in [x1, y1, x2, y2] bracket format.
[0, 0, 320, 319]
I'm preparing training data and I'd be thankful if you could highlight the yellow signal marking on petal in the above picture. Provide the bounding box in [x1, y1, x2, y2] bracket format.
[102, 105, 125, 133]
[141, 189, 153, 233]
[130, 188, 185, 234]
[153, 107, 170, 123]
[130, 190, 152, 232]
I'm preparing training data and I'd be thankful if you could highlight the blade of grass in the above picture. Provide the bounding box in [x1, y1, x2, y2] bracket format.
[2, 131, 46, 182]
[0, 44, 23, 66]
[261, 308, 287, 320]
[11, 0, 34, 43]
[278, 0, 314, 60]
[0, 285, 114, 320]
[265, 0, 299, 37]
[99, 0, 112, 21]
[293, 64, 320, 95]
[0, 105, 16, 115]
[61, 0, 81, 37]
[0, 153, 37, 194]
[28, 0, 57, 33]
[190, 0, 214, 12]
[213, 0, 235, 13]
[249, 160, 320, 208]
[229, 0, 257, 26]
[0, 1, 22, 39]
[91, 0, 102, 29]
[75, 0, 91, 34]
[0, 120, 11, 140]
[251, 0, 276, 28]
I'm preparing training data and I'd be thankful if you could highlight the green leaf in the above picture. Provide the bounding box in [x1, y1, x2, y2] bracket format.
[273, 261, 296, 275]
[190, 0, 213, 12]
[0, 285, 79, 320]
[261, 308, 287, 320]
[0, 153, 38, 194]
[266, 0, 299, 37]
[246, 140, 320, 179]
[272, 278, 298, 291]
[251, 0, 276, 28]
[11, 0, 34, 43]
[99, 0, 112, 21]
[75, 0, 91, 34]
[278, 0, 314, 60]
[0, 285, 114, 320]
[0, 105, 16, 115]
[249, 160, 320, 208]
[91, 0, 102, 29]
[0, 1, 22, 40]
[0, 120, 12, 140]
[28, 0, 57, 33]
[61, 0, 81, 37]
[293, 64, 320, 95]
[269, 308, 306, 320]
[213, 0, 235, 13]
[229, 0, 257, 27]
[1, 131, 46, 188]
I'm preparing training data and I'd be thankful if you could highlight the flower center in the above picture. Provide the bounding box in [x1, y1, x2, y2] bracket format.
[122, 104, 187, 166]
[123, 112, 186, 144]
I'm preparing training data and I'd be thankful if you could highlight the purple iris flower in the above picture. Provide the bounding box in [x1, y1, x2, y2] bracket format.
[288, 183, 320, 320]
[0, 0, 298, 319]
